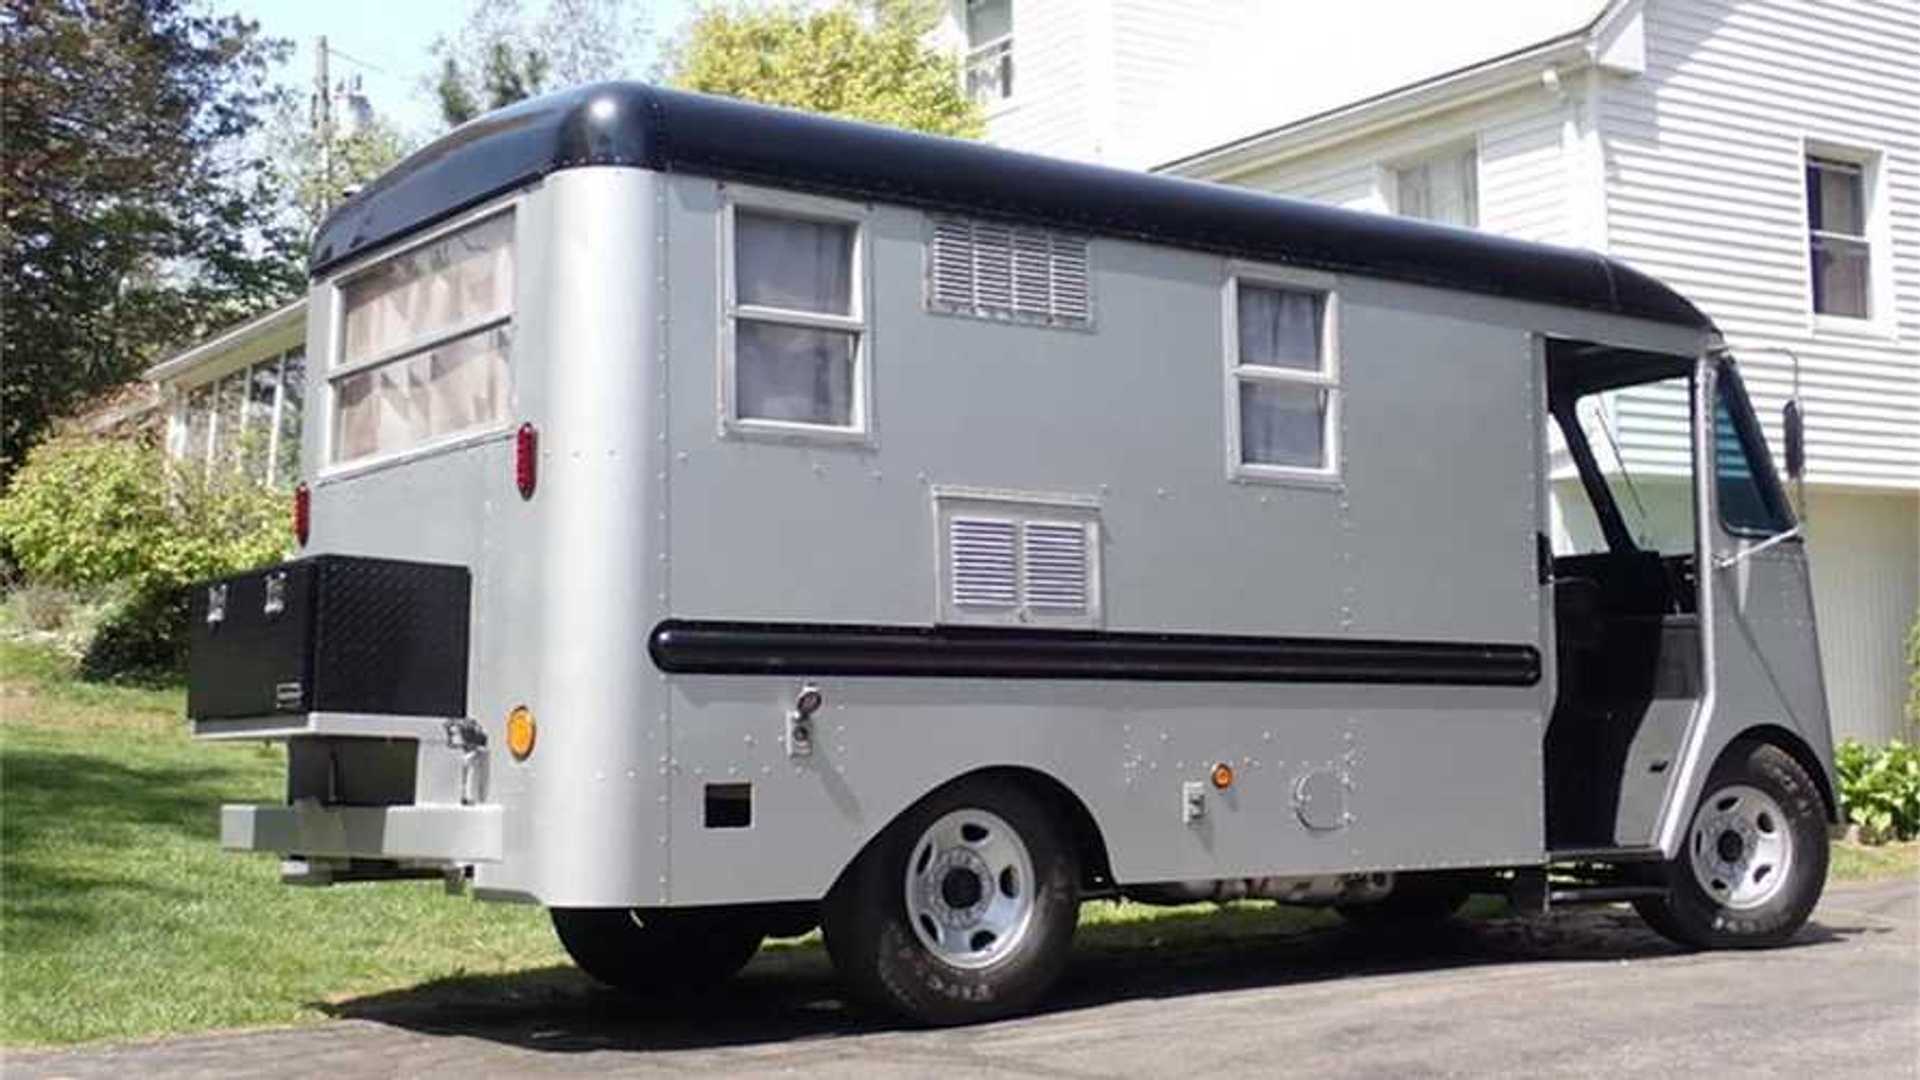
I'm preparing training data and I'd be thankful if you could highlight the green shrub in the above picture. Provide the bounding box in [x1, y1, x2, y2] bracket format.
[0, 436, 290, 678]
[1906, 611, 1918, 733]
[1834, 738, 1920, 844]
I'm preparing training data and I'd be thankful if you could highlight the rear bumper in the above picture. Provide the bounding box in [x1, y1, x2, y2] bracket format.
[220, 802, 503, 863]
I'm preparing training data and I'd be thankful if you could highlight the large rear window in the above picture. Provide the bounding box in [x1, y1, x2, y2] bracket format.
[330, 211, 515, 465]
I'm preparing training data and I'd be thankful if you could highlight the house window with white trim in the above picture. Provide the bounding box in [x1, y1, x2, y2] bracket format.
[964, 0, 1012, 104]
[1227, 277, 1339, 480]
[1393, 145, 1478, 228]
[330, 210, 515, 465]
[723, 200, 868, 438]
[1806, 154, 1873, 319]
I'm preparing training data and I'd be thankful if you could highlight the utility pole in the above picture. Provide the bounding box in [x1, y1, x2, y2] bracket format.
[314, 35, 334, 214]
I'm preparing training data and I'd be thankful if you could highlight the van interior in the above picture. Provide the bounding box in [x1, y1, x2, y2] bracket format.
[1541, 338, 1702, 853]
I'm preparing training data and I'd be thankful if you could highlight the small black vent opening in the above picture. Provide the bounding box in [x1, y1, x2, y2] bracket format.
[704, 783, 752, 829]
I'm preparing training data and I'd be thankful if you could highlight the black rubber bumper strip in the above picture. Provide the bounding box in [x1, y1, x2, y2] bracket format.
[648, 620, 1541, 687]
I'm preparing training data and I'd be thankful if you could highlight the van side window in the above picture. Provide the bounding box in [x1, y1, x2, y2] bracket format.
[330, 211, 515, 465]
[1714, 372, 1793, 536]
[724, 204, 867, 437]
[1227, 278, 1339, 481]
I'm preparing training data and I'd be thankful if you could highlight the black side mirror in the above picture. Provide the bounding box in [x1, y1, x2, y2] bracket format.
[1783, 399, 1806, 479]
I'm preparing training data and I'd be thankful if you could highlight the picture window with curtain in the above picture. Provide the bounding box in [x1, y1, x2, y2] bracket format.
[1393, 144, 1478, 228]
[723, 202, 867, 437]
[329, 210, 515, 466]
[1806, 154, 1872, 319]
[1227, 278, 1339, 481]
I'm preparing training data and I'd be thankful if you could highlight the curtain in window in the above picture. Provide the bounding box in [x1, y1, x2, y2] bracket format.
[341, 214, 515, 365]
[1239, 382, 1327, 469]
[735, 322, 854, 426]
[736, 212, 853, 315]
[333, 328, 510, 461]
[1237, 287, 1322, 371]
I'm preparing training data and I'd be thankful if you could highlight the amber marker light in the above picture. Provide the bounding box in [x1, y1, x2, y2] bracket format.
[1210, 762, 1235, 790]
[506, 706, 537, 760]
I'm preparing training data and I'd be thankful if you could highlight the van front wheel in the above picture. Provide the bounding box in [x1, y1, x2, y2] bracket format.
[550, 907, 764, 993]
[823, 776, 1080, 1025]
[1633, 740, 1828, 949]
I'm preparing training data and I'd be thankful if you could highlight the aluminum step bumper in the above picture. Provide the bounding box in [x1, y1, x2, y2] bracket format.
[220, 802, 503, 863]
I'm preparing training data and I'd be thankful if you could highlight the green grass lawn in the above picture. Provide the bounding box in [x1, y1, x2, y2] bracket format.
[3, 637, 1915, 1047]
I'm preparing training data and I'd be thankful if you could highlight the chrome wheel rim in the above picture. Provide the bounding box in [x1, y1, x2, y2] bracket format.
[1688, 784, 1793, 911]
[904, 807, 1036, 970]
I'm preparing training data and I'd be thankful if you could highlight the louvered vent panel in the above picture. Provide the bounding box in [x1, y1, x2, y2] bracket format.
[949, 517, 1018, 608]
[1011, 229, 1053, 318]
[929, 216, 1091, 328]
[1049, 233, 1091, 322]
[931, 218, 977, 309]
[1022, 522, 1088, 612]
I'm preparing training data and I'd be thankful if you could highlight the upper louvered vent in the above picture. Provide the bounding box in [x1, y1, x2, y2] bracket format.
[930, 216, 1092, 328]
[938, 491, 1101, 627]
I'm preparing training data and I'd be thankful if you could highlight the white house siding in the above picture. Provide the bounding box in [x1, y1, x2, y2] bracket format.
[1599, 0, 1920, 491]
[974, 0, 1098, 162]
[1806, 489, 1920, 743]
[1222, 84, 1579, 235]
[1596, 0, 1920, 744]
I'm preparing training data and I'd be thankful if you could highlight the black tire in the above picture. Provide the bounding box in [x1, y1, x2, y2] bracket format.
[1633, 739, 1829, 949]
[1336, 873, 1470, 927]
[822, 776, 1080, 1026]
[550, 906, 764, 993]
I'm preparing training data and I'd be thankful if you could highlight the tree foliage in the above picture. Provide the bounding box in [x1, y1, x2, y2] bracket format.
[0, 1, 303, 480]
[263, 95, 412, 242]
[665, 0, 983, 138]
[430, 0, 649, 127]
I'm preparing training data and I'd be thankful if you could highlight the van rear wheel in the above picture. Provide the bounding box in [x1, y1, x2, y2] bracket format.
[550, 907, 763, 993]
[1633, 740, 1828, 949]
[823, 776, 1080, 1026]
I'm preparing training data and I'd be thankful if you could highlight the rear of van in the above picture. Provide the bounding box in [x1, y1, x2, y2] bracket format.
[190, 166, 671, 907]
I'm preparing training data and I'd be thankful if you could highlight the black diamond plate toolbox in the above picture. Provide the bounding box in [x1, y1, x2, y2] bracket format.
[187, 555, 471, 720]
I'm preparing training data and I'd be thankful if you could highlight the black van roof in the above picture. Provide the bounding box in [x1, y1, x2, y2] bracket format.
[311, 83, 1710, 330]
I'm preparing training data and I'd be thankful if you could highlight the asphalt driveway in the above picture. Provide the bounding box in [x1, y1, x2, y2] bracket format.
[12, 878, 1917, 1079]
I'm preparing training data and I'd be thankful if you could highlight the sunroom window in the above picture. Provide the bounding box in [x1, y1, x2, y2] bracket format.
[725, 206, 866, 435]
[330, 211, 514, 465]
[1228, 279, 1339, 479]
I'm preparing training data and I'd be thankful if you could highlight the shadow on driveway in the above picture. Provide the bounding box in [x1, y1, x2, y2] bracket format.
[319, 902, 1872, 1056]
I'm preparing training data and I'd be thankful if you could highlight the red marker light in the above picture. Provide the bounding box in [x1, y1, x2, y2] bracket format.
[293, 483, 311, 547]
[515, 422, 538, 500]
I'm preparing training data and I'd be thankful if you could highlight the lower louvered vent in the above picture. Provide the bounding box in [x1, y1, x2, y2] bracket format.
[938, 492, 1101, 627]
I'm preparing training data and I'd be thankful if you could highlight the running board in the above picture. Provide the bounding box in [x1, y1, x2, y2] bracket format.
[1507, 869, 1668, 914]
[1545, 885, 1668, 906]
[1548, 845, 1666, 863]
